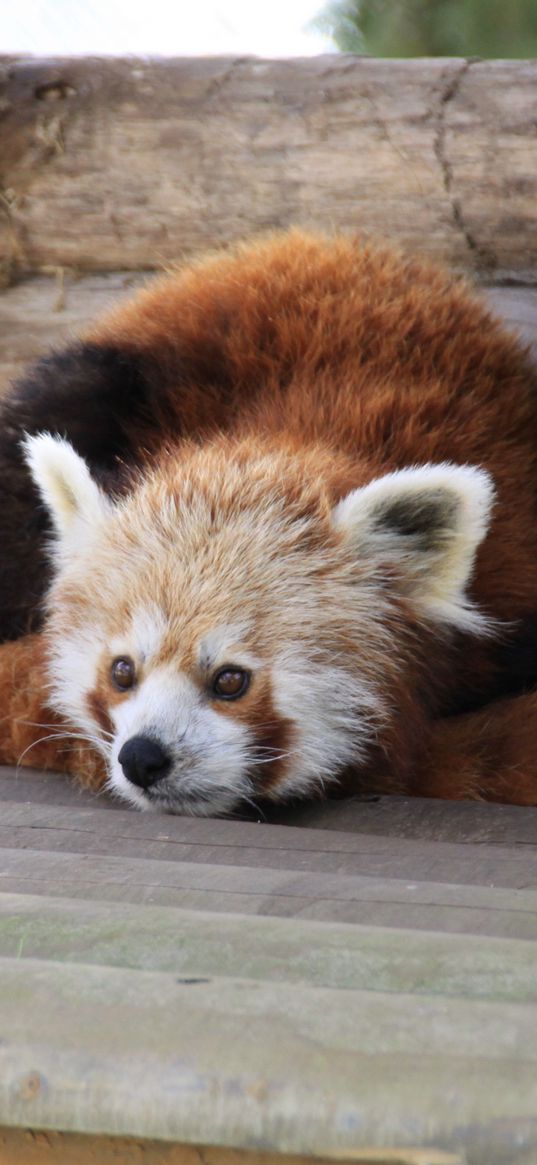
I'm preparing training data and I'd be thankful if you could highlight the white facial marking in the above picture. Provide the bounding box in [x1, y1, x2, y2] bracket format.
[110, 605, 168, 666]
[48, 630, 109, 756]
[197, 620, 260, 673]
[270, 646, 385, 801]
[108, 666, 255, 815]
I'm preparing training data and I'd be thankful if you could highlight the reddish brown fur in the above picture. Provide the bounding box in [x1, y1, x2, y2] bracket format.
[219, 680, 296, 794]
[86, 690, 114, 740]
[2, 230, 537, 803]
[0, 635, 105, 789]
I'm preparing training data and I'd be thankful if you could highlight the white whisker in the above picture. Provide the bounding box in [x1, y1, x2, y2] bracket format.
[16, 729, 106, 768]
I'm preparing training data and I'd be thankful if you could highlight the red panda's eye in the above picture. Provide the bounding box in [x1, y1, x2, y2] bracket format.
[111, 656, 136, 691]
[212, 667, 250, 700]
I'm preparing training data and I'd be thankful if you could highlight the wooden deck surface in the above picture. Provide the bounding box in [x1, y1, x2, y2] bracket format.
[0, 765, 536, 1165]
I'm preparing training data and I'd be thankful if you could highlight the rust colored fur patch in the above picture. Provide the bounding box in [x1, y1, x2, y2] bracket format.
[86, 690, 114, 739]
[0, 635, 106, 790]
[212, 674, 296, 793]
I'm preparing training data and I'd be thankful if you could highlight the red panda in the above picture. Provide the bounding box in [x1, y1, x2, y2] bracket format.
[1, 229, 537, 813]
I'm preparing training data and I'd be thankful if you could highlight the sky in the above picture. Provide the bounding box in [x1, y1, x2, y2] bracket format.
[1, 0, 333, 57]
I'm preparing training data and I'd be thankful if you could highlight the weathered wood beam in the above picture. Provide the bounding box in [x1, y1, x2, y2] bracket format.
[0, 1127, 462, 1165]
[1, 787, 537, 934]
[1, 891, 537, 1002]
[1, 56, 536, 283]
[0, 955, 536, 1159]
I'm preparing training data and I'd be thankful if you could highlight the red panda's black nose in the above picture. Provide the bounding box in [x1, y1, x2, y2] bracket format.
[118, 735, 171, 789]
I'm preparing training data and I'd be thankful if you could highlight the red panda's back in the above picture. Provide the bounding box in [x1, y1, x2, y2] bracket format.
[88, 229, 537, 466]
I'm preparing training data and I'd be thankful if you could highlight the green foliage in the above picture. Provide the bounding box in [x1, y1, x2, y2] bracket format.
[313, 0, 537, 57]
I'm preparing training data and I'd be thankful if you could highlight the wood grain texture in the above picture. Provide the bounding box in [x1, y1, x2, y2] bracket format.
[0, 771, 536, 1160]
[1, 772, 537, 937]
[3, 797, 537, 886]
[1, 56, 536, 281]
[0, 955, 536, 1161]
[0, 1130, 458, 1165]
[5, 765, 537, 841]
[4, 846, 537, 936]
[1, 890, 537, 1002]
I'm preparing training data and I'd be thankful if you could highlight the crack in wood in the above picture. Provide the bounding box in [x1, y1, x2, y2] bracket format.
[434, 59, 497, 277]
[0, 186, 25, 286]
[1, 59, 535, 283]
[202, 57, 251, 103]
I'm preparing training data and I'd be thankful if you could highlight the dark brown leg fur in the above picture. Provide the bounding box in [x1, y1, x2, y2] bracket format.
[413, 692, 537, 804]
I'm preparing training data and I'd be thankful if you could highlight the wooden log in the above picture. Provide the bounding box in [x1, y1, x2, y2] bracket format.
[0, 955, 536, 1161]
[1, 56, 536, 282]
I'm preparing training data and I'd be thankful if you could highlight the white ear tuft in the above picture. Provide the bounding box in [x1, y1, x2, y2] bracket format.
[23, 433, 110, 554]
[333, 463, 494, 632]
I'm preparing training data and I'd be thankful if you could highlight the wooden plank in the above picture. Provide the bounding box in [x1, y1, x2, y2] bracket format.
[0, 1129, 461, 1165]
[1, 56, 536, 281]
[270, 792, 537, 845]
[3, 787, 537, 862]
[1, 891, 537, 1002]
[0, 765, 121, 807]
[5, 766, 537, 844]
[1, 798, 537, 885]
[2, 773, 537, 931]
[0, 956, 535, 1162]
[2, 846, 537, 938]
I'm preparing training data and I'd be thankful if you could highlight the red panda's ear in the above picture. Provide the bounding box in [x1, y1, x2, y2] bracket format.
[332, 464, 495, 633]
[22, 433, 111, 561]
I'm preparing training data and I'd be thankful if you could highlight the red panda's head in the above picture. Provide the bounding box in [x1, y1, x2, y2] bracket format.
[24, 433, 494, 815]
